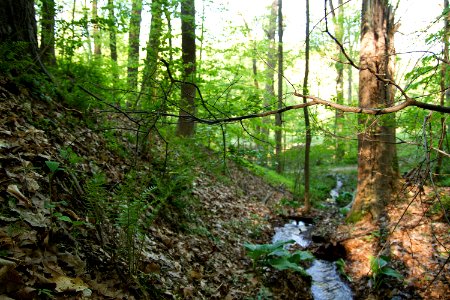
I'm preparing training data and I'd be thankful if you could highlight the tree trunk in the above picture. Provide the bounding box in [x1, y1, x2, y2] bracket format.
[349, 0, 399, 221]
[92, 0, 101, 56]
[275, 0, 283, 173]
[302, 0, 312, 212]
[127, 0, 143, 92]
[176, 0, 196, 137]
[436, 0, 449, 176]
[108, 0, 118, 62]
[329, 0, 345, 161]
[0, 0, 38, 57]
[262, 0, 277, 166]
[40, 0, 56, 65]
[138, 0, 164, 108]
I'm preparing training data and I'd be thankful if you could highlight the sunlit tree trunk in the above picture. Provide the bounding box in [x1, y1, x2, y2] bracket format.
[127, 0, 143, 92]
[262, 0, 277, 166]
[107, 0, 118, 63]
[349, 0, 399, 221]
[92, 0, 101, 56]
[302, 0, 312, 212]
[40, 0, 56, 65]
[275, 0, 284, 173]
[138, 0, 164, 108]
[176, 0, 196, 137]
[436, 0, 449, 176]
[329, 0, 345, 161]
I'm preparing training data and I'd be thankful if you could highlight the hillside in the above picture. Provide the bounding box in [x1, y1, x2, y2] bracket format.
[0, 77, 314, 299]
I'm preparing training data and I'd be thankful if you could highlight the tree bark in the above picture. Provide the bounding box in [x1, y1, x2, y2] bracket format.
[302, 0, 312, 212]
[436, 0, 449, 176]
[329, 0, 345, 161]
[262, 0, 277, 166]
[40, 0, 56, 65]
[127, 0, 143, 92]
[92, 0, 101, 56]
[176, 0, 197, 137]
[138, 0, 165, 108]
[275, 0, 283, 173]
[0, 0, 38, 57]
[349, 0, 399, 221]
[107, 0, 118, 62]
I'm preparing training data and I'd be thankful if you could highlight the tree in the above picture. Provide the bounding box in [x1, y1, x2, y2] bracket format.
[348, 0, 399, 221]
[0, 0, 38, 61]
[127, 0, 143, 92]
[176, 0, 197, 137]
[40, 0, 56, 65]
[262, 0, 277, 165]
[275, 0, 283, 173]
[329, 0, 345, 161]
[107, 0, 118, 63]
[138, 0, 165, 108]
[302, 0, 312, 212]
[92, 0, 102, 56]
[436, 0, 450, 175]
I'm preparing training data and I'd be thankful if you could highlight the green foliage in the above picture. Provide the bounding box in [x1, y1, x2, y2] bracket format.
[336, 258, 352, 282]
[0, 41, 33, 75]
[369, 255, 403, 289]
[45, 160, 61, 173]
[244, 240, 313, 277]
[336, 192, 353, 207]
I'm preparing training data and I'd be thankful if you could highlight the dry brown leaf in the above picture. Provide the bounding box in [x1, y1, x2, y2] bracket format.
[6, 185, 32, 207]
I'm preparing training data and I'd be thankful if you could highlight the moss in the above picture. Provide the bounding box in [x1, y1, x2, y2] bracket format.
[346, 210, 364, 223]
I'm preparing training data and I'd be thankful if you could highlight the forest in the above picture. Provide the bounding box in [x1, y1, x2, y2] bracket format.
[0, 0, 449, 299]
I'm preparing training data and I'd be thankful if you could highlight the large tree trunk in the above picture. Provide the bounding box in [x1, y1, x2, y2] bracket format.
[176, 0, 196, 137]
[40, 0, 56, 65]
[349, 0, 399, 221]
[275, 0, 283, 173]
[0, 0, 38, 58]
[127, 0, 143, 92]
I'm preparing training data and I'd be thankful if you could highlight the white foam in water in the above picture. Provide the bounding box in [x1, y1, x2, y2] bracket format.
[272, 221, 310, 248]
[307, 260, 353, 300]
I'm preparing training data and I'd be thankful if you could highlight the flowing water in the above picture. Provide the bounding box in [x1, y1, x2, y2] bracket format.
[272, 177, 353, 300]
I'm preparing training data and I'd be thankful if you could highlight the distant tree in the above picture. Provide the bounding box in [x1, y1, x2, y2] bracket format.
[107, 0, 118, 63]
[302, 0, 312, 212]
[349, 0, 399, 221]
[40, 0, 56, 65]
[275, 0, 283, 173]
[138, 0, 165, 108]
[262, 0, 277, 165]
[92, 0, 101, 56]
[176, 0, 197, 137]
[329, 0, 345, 161]
[127, 0, 143, 92]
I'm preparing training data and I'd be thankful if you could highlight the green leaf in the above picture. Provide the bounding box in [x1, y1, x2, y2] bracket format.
[381, 267, 403, 279]
[45, 160, 61, 173]
[268, 256, 303, 272]
[57, 215, 72, 223]
[290, 250, 315, 263]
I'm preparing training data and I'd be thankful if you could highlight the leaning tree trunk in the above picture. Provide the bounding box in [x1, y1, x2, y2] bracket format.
[0, 0, 38, 61]
[349, 0, 399, 221]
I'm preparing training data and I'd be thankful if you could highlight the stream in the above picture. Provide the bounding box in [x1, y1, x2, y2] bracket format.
[272, 177, 353, 300]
